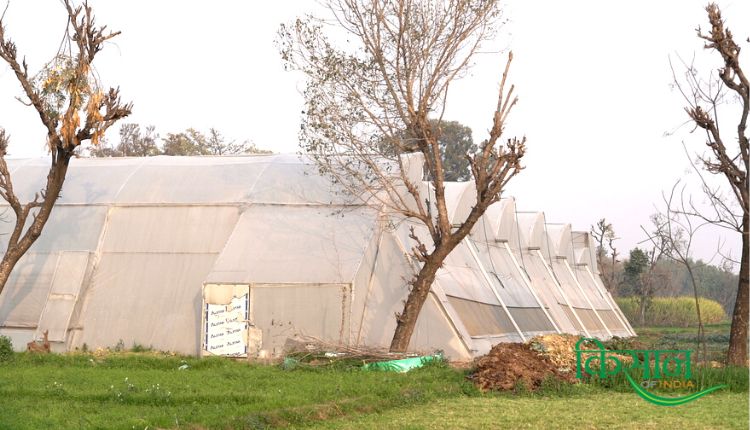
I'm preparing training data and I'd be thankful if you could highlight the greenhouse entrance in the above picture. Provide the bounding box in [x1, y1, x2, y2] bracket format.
[201, 283, 351, 358]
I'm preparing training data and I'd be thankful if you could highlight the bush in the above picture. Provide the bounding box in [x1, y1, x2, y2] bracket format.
[616, 296, 727, 327]
[0, 335, 13, 362]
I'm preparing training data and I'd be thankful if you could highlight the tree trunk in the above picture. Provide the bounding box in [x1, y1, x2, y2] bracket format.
[389, 257, 442, 353]
[638, 296, 647, 326]
[390, 239, 462, 352]
[727, 214, 749, 367]
[389, 195, 492, 353]
[685, 264, 707, 364]
[0, 255, 22, 294]
[0, 152, 71, 295]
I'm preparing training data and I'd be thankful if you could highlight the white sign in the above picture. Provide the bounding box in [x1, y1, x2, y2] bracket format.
[204, 293, 248, 356]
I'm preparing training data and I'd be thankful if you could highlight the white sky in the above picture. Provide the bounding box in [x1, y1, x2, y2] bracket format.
[0, 0, 747, 265]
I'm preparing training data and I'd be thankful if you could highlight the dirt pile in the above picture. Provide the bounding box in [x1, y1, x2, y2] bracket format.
[470, 341, 577, 392]
[470, 335, 634, 392]
[528, 334, 582, 373]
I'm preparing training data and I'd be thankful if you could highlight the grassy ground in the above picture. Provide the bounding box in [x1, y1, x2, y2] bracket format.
[312, 393, 750, 429]
[0, 354, 470, 429]
[0, 324, 746, 429]
[630, 323, 732, 363]
[0, 352, 746, 429]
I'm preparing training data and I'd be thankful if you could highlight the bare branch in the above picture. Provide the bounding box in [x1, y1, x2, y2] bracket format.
[0, 1, 130, 295]
[279, 0, 524, 352]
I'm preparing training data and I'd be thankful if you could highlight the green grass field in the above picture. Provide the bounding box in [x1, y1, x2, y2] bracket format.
[0, 325, 747, 429]
[311, 393, 749, 429]
[632, 323, 732, 363]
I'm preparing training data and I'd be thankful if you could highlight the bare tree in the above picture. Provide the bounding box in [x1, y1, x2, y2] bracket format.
[89, 123, 159, 157]
[591, 218, 621, 294]
[643, 182, 712, 363]
[0, 1, 131, 294]
[627, 215, 675, 326]
[671, 3, 748, 366]
[279, 0, 525, 352]
[205, 128, 269, 156]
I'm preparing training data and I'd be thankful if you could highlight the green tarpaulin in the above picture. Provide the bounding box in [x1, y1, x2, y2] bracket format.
[362, 353, 443, 373]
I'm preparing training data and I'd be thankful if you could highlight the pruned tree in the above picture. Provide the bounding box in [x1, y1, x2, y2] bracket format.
[671, 3, 748, 366]
[279, 0, 526, 352]
[591, 218, 620, 294]
[0, 1, 131, 294]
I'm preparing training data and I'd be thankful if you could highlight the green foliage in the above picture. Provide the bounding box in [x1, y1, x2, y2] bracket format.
[580, 363, 748, 394]
[0, 335, 13, 362]
[433, 120, 476, 181]
[694, 365, 749, 392]
[161, 128, 208, 156]
[617, 296, 727, 327]
[162, 128, 270, 156]
[623, 247, 649, 292]
[612, 254, 739, 314]
[376, 119, 477, 181]
[130, 343, 152, 353]
[689, 260, 740, 314]
[32, 55, 93, 123]
[634, 324, 732, 363]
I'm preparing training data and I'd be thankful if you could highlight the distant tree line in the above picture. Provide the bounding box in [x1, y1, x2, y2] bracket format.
[87, 123, 272, 157]
[93, 121, 479, 176]
[622, 251, 738, 316]
[592, 218, 739, 320]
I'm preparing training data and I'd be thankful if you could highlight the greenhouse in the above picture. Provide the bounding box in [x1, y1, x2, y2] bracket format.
[0, 155, 633, 359]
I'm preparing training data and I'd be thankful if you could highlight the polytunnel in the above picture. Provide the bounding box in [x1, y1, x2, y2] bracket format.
[0, 154, 633, 359]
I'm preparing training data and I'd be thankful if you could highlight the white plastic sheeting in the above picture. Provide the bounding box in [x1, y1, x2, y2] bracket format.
[0, 155, 633, 357]
[0, 253, 58, 327]
[252, 283, 350, 356]
[35, 252, 91, 342]
[74, 253, 217, 354]
[571, 231, 635, 337]
[206, 206, 376, 285]
[0, 206, 108, 252]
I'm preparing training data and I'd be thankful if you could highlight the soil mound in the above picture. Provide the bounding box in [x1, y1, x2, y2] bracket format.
[470, 335, 634, 392]
[470, 340, 577, 392]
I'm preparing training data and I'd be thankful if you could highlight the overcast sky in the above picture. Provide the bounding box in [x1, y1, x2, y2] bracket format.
[0, 0, 747, 266]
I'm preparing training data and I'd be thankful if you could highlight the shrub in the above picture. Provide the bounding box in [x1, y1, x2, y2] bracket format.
[616, 296, 727, 327]
[0, 335, 13, 362]
[131, 343, 152, 353]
